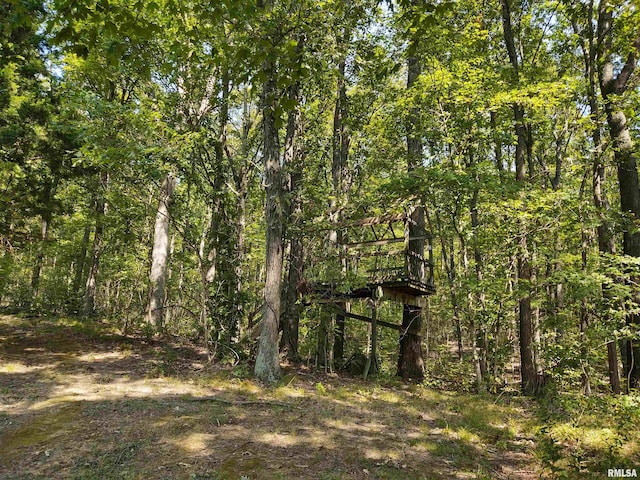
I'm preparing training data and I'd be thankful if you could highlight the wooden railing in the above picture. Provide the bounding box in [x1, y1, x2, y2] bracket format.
[309, 206, 435, 297]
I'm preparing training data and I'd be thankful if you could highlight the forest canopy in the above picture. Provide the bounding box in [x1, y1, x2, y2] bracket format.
[2, 0, 640, 396]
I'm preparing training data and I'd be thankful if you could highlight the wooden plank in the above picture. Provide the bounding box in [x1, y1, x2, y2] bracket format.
[345, 236, 428, 249]
[343, 213, 406, 228]
[368, 266, 405, 273]
[327, 304, 402, 331]
[345, 249, 404, 258]
[380, 285, 431, 306]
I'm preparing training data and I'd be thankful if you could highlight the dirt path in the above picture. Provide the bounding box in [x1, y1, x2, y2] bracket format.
[0, 315, 540, 479]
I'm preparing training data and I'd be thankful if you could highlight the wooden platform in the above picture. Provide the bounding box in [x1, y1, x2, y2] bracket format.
[305, 206, 435, 365]
[310, 278, 435, 306]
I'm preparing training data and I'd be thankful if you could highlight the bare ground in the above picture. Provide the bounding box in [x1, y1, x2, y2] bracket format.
[0, 315, 540, 480]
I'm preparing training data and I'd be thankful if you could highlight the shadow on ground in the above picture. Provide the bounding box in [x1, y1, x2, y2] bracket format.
[0, 315, 539, 480]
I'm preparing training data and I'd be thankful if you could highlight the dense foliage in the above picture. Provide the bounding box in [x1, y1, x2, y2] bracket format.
[1, 0, 639, 394]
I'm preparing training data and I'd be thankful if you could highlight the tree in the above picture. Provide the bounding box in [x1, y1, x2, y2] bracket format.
[254, 0, 285, 384]
[500, 0, 538, 395]
[146, 173, 176, 333]
[397, 0, 426, 381]
[597, 0, 640, 389]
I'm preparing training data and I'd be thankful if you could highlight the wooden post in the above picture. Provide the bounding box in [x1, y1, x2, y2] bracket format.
[364, 287, 381, 380]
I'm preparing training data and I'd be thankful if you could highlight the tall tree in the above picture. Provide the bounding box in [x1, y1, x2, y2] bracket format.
[569, 0, 621, 394]
[397, 22, 426, 381]
[597, 0, 640, 389]
[84, 171, 108, 317]
[280, 37, 306, 362]
[500, 0, 538, 395]
[254, 0, 284, 384]
[146, 173, 176, 333]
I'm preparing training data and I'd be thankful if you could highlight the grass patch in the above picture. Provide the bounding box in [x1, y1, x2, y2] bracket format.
[535, 392, 640, 478]
[69, 441, 147, 480]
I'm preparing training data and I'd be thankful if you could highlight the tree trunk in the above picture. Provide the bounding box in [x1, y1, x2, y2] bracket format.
[572, 1, 620, 393]
[501, 0, 538, 395]
[281, 234, 303, 361]
[30, 208, 51, 301]
[470, 184, 485, 391]
[218, 67, 243, 347]
[84, 171, 108, 318]
[334, 306, 346, 363]
[72, 222, 91, 305]
[607, 341, 621, 394]
[280, 64, 304, 362]
[255, 29, 283, 384]
[363, 291, 380, 379]
[397, 48, 425, 381]
[198, 204, 215, 354]
[146, 174, 176, 334]
[231, 186, 248, 343]
[228, 85, 255, 347]
[326, 47, 350, 369]
[580, 231, 591, 396]
[316, 310, 333, 371]
[490, 111, 503, 172]
[597, 2, 640, 389]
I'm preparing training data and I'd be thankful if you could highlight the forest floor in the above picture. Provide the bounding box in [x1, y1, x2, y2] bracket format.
[0, 315, 637, 480]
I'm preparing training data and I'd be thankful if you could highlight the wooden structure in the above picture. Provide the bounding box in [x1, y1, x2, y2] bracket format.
[309, 206, 435, 377]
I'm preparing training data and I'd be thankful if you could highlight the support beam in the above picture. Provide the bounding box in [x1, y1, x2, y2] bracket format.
[345, 236, 428, 249]
[342, 213, 406, 228]
[363, 288, 381, 380]
[326, 302, 420, 335]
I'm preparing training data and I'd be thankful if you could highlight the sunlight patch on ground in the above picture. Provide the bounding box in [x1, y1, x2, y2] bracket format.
[28, 376, 206, 410]
[551, 423, 619, 450]
[76, 351, 129, 362]
[452, 427, 481, 444]
[363, 446, 385, 460]
[0, 398, 29, 414]
[322, 418, 386, 434]
[254, 432, 299, 448]
[176, 432, 215, 453]
[273, 385, 307, 399]
[0, 362, 48, 374]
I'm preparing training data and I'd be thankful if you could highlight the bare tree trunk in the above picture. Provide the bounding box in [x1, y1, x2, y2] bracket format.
[281, 234, 303, 361]
[227, 85, 256, 347]
[580, 230, 592, 396]
[434, 210, 463, 362]
[280, 62, 305, 362]
[255, 22, 283, 383]
[218, 67, 243, 347]
[198, 205, 214, 354]
[316, 310, 333, 372]
[146, 174, 176, 334]
[84, 172, 108, 318]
